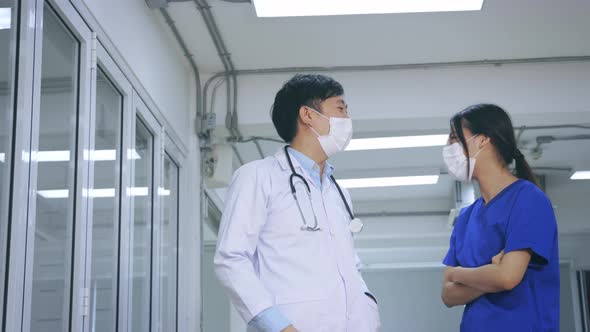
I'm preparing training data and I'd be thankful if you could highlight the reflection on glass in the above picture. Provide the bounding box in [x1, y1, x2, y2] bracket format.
[130, 118, 153, 332]
[89, 68, 122, 332]
[29, 5, 79, 332]
[159, 154, 178, 332]
[585, 271, 590, 325]
[0, 0, 16, 327]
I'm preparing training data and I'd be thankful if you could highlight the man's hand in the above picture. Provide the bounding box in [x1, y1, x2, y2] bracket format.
[492, 249, 505, 265]
[281, 325, 298, 332]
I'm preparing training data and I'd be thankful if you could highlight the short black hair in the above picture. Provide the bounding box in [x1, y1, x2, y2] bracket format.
[271, 74, 344, 143]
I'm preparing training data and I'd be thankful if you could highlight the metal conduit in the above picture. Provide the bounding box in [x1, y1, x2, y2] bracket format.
[159, 8, 203, 137]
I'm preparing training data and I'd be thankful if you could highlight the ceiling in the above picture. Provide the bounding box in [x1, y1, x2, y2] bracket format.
[164, 0, 590, 247]
[166, 0, 590, 74]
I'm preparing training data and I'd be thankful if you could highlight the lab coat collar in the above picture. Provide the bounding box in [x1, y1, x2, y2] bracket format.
[274, 147, 335, 192]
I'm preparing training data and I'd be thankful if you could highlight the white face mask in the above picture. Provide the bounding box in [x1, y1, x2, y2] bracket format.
[307, 108, 353, 157]
[442, 135, 485, 182]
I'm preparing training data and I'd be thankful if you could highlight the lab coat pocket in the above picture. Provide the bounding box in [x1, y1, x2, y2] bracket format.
[276, 299, 329, 332]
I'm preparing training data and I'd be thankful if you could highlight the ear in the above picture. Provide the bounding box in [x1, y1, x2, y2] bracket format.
[479, 135, 492, 149]
[298, 106, 313, 126]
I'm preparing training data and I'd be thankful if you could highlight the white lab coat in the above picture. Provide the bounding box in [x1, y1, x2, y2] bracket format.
[214, 149, 381, 332]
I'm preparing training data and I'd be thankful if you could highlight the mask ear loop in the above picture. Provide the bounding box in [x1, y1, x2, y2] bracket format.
[471, 136, 489, 159]
[307, 124, 321, 138]
[306, 106, 329, 120]
[305, 106, 330, 137]
[467, 136, 488, 181]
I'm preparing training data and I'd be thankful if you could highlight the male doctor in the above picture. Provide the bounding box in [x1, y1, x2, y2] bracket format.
[214, 74, 381, 332]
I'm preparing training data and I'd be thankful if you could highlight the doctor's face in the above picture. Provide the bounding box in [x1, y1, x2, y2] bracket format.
[309, 96, 349, 136]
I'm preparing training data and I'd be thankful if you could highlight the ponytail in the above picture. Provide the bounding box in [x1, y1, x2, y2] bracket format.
[514, 149, 539, 187]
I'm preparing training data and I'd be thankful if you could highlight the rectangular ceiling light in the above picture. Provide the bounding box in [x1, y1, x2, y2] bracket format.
[28, 149, 140, 162]
[38, 187, 157, 199]
[37, 189, 69, 199]
[253, 0, 484, 17]
[88, 188, 116, 198]
[85, 187, 168, 198]
[158, 188, 171, 196]
[346, 134, 448, 151]
[339, 175, 439, 189]
[0, 8, 11, 30]
[571, 171, 590, 180]
[84, 149, 141, 161]
[37, 150, 70, 162]
[0, 153, 4, 163]
[127, 187, 149, 197]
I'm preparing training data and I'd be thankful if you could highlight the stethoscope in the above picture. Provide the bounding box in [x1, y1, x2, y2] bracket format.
[284, 146, 364, 234]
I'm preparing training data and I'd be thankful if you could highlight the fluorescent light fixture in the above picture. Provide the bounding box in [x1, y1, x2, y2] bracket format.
[84, 149, 140, 161]
[36, 186, 151, 199]
[86, 186, 157, 198]
[158, 188, 171, 196]
[346, 134, 448, 151]
[26, 149, 140, 162]
[571, 171, 590, 180]
[0, 8, 11, 30]
[252, 0, 484, 17]
[88, 188, 116, 198]
[339, 175, 439, 189]
[37, 189, 69, 199]
[0, 153, 5, 163]
[127, 187, 149, 197]
[36, 150, 70, 162]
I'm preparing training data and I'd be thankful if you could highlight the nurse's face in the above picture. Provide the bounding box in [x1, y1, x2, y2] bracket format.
[448, 127, 485, 159]
[308, 96, 349, 136]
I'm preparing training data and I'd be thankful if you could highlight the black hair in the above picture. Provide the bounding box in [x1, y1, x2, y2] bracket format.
[271, 74, 344, 143]
[451, 104, 538, 186]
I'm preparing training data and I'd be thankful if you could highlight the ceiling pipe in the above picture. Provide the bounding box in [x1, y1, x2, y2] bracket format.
[203, 55, 590, 161]
[192, 0, 262, 164]
[530, 134, 590, 159]
[159, 8, 204, 138]
[518, 124, 590, 146]
[204, 55, 590, 89]
[193, 0, 244, 141]
[204, 56, 590, 136]
[519, 124, 590, 130]
[537, 134, 590, 143]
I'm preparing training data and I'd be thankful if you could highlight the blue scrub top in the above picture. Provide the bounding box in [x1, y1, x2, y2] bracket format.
[443, 179, 560, 332]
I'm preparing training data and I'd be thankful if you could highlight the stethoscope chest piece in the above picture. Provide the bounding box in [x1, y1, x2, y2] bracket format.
[349, 218, 364, 234]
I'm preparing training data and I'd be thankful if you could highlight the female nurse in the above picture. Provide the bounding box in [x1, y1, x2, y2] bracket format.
[441, 104, 559, 332]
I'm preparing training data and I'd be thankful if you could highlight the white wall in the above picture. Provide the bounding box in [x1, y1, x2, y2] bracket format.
[84, 0, 193, 143]
[81, 1, 202, 330]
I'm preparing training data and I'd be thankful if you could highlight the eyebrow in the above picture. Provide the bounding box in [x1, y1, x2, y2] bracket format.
[336, 99, 348, 107]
